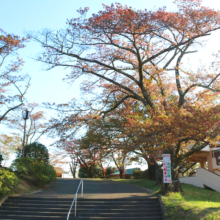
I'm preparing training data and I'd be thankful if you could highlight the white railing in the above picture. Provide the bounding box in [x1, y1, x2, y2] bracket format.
[67, 178, 83, 219]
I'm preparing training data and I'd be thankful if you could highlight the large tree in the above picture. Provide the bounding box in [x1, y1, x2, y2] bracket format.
[61, 140, 104, 178]
[0, 29, 30, 122]
[33, 0, 220, 191]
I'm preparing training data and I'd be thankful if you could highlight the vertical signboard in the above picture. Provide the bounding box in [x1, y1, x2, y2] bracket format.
[163, 154, 172, 183]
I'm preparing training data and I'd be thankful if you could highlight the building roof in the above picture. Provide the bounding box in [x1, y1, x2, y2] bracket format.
[109, 168, 140, 176]
[187, 144, 220, 152]
[54, 167, 68, 173]
[201, 146, 220, 152]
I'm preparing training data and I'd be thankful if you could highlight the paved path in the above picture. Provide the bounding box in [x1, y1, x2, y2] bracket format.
[23, 178, 151, 199]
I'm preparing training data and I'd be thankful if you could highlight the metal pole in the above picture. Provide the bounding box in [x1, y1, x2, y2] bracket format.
[22, 119, 27, 157]
[75, 195, 77, 217]
[81, 180, 83, 198]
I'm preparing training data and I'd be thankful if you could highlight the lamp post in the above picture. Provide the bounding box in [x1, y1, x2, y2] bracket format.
[22, 109, 30, 157]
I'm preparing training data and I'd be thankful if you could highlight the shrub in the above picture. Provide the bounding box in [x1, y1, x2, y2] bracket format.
[78, 167, 90, 178]
[133, 169, 148, 179]
[106, 167, 115, 176]
[11, 157, 33, 175]
[0, 168, 20, 195]
[31, 163, 56, 186]
[11, 158, 56, 186]
[79, 164, 108, 178]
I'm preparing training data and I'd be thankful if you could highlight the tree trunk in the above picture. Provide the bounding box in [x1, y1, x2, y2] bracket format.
[171, 167, 183, 192]
[159, 167, 183, 194]
[91, 166, 94, 178]
[0, 154, 3, 167]
[148, 160, 162, 183]
[155, 164, 163, 185]
[159, 148, 184, 194]
[119, 167, 124, 179]
[72, 169, 76, 178]
[69, 164, 76, 178]
[148, 164, 156, 180]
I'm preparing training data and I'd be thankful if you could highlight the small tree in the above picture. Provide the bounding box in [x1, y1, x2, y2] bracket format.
[18, 142, 49, 164]
[12, 142, 56, 186]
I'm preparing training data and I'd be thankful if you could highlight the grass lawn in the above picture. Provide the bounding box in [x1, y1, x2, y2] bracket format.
[111, 179, 220, 220]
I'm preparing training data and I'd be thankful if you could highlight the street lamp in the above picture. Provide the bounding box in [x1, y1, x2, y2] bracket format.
[22, 109, 30, 157]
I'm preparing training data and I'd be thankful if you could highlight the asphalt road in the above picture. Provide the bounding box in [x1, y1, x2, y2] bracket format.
[23, 178, 150, 199]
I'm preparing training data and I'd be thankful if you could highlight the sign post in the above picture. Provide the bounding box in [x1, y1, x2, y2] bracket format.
[163, 154, 172, 184]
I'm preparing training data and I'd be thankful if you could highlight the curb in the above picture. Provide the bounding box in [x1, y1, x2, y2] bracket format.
[18, 189, 43, 196]
[0, 193, 9, 206]
[140, 186, 153, 195]
[157, 194, 167, 220]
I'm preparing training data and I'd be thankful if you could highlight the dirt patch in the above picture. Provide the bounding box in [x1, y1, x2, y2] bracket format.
[12, 178, 40, 196]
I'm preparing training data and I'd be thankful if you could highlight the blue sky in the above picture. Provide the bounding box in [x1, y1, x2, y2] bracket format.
[0, 0, 177, 104]
[1, 0, 220, 168]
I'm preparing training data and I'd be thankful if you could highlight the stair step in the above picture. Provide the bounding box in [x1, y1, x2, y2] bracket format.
[76, 212, 162, 217]
[8, 196, 157, 200]
[8, 196, 73, 201]
[0, 213, 163, 219]
[0, 210, 162, 216]
[0, 197, 163, 220]
[0, 206, 161, 212]
[0, 210, 67, 216]
[0, 216, 163, 220]
[3, 201, 160, 206]
[73, 218, 163, 220]
[2, 203, 71, 208]
[4, 201, 70, 204]
[0, 215, 64, 219]
[9, 196, 157, 201]
[2, 205, 160, 210]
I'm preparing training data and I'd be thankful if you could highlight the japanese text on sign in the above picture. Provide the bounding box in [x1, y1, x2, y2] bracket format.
[163, 154, 172, 183]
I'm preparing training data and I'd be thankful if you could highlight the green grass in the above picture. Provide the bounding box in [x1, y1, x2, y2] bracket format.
[110, 179, 161, 194]
[110, 179, 220, 220]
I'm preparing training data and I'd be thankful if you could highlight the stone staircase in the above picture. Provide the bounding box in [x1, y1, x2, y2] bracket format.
[0, 196, 164, 219]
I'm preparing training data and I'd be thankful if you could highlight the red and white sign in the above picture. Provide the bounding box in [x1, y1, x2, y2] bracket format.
[163, 154, 172, 183]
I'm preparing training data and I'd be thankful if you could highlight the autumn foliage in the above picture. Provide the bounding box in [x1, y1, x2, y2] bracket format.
[34, 0, 220, 191]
